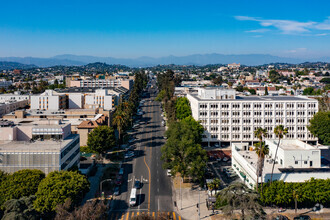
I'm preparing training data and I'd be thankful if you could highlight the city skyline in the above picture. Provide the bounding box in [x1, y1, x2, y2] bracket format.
[1, 0, 330, 59]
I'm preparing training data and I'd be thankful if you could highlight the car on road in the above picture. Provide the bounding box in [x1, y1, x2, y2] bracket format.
[134, 180, 142, 189]
[161, 121, 165, 126]
[124, 153, 135, 159]
[115, 175, 123, 185]
[167, 169, 172, 177]
[130, 188, 137, 206]
[113, 187, 120, 196]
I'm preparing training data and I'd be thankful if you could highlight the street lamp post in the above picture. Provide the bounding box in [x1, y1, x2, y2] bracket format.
[198, 188, 201, 220]
[180, 177, 183, 210]
[100, 179, 112, 198]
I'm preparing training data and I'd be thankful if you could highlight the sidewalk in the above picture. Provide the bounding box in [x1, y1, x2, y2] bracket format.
[173, 177, 214, 220]
[173, 176, 330, 220]
[81, 164, 105, 204]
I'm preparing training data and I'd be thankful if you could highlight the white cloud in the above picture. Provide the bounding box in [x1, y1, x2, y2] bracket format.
[245, 29, 270, 33]
[285, 48, 307, 53]
[235, 16, 330, 34]
[315, 17, 330, 30]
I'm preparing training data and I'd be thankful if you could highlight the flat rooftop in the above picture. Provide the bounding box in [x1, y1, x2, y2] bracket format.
[0, 134, 78, 153]
[236, 149, 282, 174]
[267, 139, 316, 150]
[190, 94, 314, 102]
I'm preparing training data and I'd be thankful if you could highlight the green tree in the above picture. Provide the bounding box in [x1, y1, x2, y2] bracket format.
[34, 171, 90, 213]
[161, 117, 207, 183]
[87, 125, 116, 155]
[112, 109, 127, 144]
[248, 88, 256, 95]
[303, 87, 315, 95]
[212, 76, 223, 85]
[254, 142, 269, 192]
[254, 128, 268, 192]
[2, 196, 40, 220]
[175, 97, 192, 120]
[208, 178, 221, 196]
[269, 70, 281, 83]
[308, 111, 330, 145]
[270, 125, 288, 185]
[264, 86, 268, 95]
[216, 183, 264, 219]
[0, 169, 45, 208]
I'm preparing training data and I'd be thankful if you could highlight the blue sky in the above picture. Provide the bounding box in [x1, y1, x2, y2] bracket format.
[1, 0, 330, 59]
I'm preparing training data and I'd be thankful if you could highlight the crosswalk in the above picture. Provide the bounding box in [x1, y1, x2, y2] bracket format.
[109, 211, 181, 220]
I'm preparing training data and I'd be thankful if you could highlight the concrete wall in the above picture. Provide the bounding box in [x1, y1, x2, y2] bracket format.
[68, 93, 83, 109]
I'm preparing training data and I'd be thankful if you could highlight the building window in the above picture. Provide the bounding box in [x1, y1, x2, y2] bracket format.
[295, 161, 298, 164]
[304, 161, 307, 164]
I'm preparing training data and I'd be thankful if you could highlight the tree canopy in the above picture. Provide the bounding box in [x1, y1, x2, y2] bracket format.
[259, 178, 330, 208]
[87, 125, 116, 154]
[0, 169, 45, 208]
[161, 116, 207, 182]
[308, 111, 330, 145]
[34, 171, 90, 213]
[2, 196, 40, 220]
[216, 183, 264, 219]
[175, 97, 192, 120]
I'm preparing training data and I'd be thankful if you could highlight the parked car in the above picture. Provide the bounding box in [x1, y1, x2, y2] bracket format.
[125, 151, 135, 158]
[293, 216, 311, 220]
[134, 180, 142, 189]
[113, 187, 120, 196]
[167, 169, 172, 177]
[115, 176, 123, 185]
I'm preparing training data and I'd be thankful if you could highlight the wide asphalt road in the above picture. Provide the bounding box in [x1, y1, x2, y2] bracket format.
[109, 79, 176, 219]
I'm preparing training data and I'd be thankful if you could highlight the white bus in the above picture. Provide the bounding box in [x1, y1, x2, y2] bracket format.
[129, 188, 137, 206]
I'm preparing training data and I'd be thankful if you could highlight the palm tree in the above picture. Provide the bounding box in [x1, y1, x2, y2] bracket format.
[254, 142, 269, 193]
[270, 125, 288, 185]
[216, 182, 264, 220]
[253, 127, 268, 192]
[208, 178, 221, 196]
[112, 109, 127, 144]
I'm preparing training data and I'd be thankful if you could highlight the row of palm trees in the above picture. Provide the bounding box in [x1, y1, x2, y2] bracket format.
[112, 71, 148, 144]
[254, 125, 288, 192]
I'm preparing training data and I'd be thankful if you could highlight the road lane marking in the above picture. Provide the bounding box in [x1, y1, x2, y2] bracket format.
[125, 212, 129, 220]
[179, 215, 182, 220]
[173, 212, 177, 220]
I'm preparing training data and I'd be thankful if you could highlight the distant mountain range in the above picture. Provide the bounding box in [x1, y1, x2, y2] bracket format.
[0, 54, 329, 68]
[0, 61, 37, 70]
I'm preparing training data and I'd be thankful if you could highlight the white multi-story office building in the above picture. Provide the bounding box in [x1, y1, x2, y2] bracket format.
[231, 140, 330, 189]
[68, 79, 133, 90]
[187, 87, 319, 146]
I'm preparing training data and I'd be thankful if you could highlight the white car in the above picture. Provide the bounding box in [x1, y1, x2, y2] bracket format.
[167, 169, 172, 177]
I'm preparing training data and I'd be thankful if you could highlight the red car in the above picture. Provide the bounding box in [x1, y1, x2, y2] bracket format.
[115, 175, 123, 185]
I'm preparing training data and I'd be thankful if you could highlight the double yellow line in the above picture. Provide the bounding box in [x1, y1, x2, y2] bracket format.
[143, 91, 152, 212]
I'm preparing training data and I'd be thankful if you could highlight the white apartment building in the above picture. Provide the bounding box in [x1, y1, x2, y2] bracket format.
[31, 90, 67, 110]
[84, 89, 117, 110]
[187, 87, 319, 146]
[68, 79, 133, 90]
[0, 119, 80, 174]
[0, 91, 30, 102]
[231, 140, 330, 189]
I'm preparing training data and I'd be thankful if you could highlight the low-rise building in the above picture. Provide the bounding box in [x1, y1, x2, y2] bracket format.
[231, 139, 330, 189]
[0, 119, 80, 174]
[0, 99, 29, 117]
